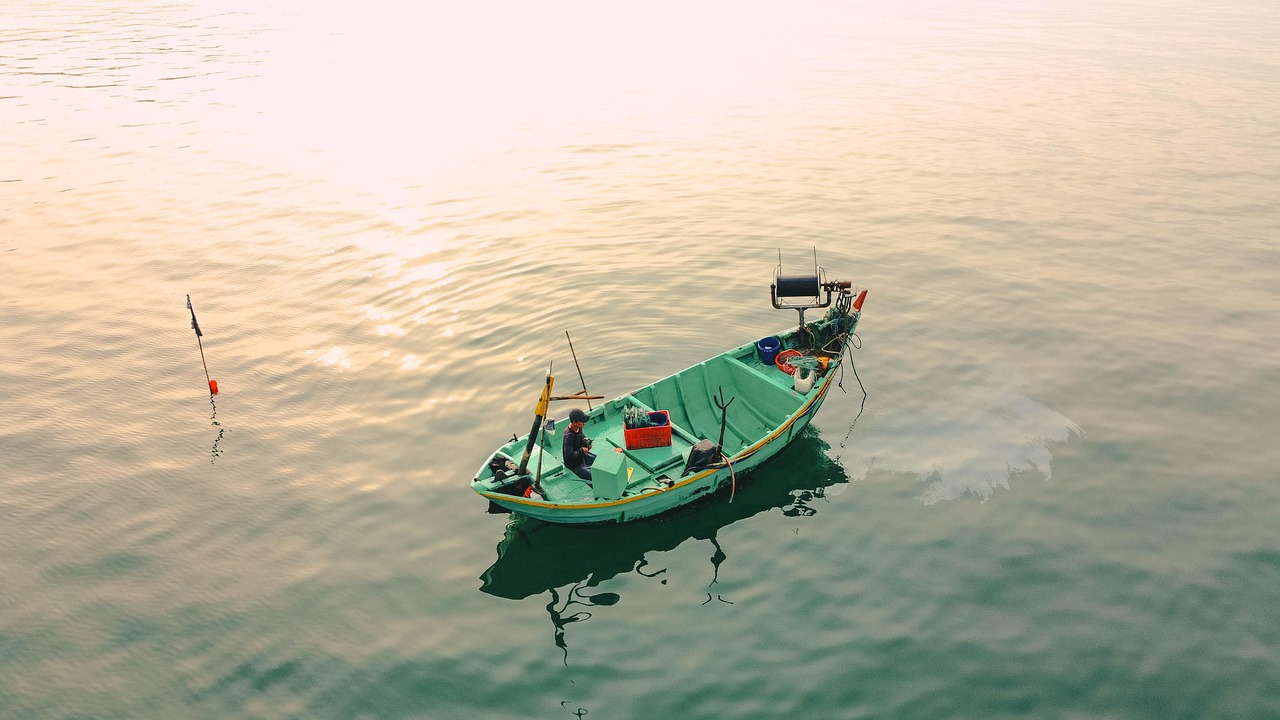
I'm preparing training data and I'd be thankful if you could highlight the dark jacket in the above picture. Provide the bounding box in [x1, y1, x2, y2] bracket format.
[562, 426, 592, 468]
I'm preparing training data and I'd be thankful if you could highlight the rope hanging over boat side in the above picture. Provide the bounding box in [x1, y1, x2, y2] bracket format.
[722, 452, 738, 503]
[831, 329, 867, 469]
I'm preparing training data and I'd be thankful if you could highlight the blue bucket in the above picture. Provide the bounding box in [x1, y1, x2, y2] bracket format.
[756, 336, 782, 366]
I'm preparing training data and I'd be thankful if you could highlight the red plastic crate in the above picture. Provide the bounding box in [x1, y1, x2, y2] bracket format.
[624, 410, 672, 449]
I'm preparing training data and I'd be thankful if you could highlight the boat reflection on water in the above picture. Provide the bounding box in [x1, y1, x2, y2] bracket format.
[479, 427, 850, 600]
[479, 427, 852, 662]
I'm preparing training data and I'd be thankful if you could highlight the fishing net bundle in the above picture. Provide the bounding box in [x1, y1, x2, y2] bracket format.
[784, 355, 822, 379]
[624, 406, 662, 429]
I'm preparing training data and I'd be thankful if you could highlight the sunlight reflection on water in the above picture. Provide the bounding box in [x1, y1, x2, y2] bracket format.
[3, 1, 1278, 718]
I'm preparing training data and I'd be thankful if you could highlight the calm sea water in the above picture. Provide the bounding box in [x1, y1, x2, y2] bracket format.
[3, 1, 1278, 718]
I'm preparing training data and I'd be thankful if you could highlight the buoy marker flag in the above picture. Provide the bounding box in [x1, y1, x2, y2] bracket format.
[186, 294, 218, 395]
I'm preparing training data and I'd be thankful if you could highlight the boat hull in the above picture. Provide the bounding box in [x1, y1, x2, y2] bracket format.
[471, 296, 861, 525]
[477, 368, 838, 525]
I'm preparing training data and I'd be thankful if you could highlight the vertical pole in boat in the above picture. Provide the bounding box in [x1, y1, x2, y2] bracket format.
[534, 424, 545, 492]
[517, 369, 555, 476]
[712, 387, 738, 502]
[713, 386, 735, 455]
[565, 331, 592, 410]
[534, 415, 554, 494]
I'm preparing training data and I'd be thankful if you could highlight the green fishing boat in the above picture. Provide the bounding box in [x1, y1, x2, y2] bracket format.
[470, 268, 868, 525]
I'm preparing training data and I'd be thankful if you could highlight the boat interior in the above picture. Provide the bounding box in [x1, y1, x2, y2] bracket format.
[477, 338, 837, 506]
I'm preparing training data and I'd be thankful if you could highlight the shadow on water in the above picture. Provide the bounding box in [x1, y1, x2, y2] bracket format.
[479, 427, 853, 665]
[478, 426, 850, 602]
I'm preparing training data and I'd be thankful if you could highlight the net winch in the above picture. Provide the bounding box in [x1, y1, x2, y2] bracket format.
[769, 252, 854, 332]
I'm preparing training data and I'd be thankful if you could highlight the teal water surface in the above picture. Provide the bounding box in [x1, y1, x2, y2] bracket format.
[2, 1, 1278, 718]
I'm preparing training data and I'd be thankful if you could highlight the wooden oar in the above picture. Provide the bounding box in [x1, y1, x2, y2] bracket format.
[565, 332, 593, 410]
[550, 392, 604, 401]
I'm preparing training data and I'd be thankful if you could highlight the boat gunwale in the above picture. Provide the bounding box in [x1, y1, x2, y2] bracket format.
[472, 304, 862, 520]
[476, 370, 836, 512]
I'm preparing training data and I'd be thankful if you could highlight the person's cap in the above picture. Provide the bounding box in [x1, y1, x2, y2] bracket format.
[569, 408, 589, 423]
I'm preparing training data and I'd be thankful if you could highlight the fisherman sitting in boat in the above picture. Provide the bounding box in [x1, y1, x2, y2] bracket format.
[562, 408, 595, 483]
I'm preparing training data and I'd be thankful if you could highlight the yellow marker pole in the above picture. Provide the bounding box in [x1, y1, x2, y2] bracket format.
[516, 371, 555, 476]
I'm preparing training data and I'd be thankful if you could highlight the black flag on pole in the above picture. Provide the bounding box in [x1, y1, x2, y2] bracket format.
[187, 295, 203, 337]
[186, 294, 216, 394]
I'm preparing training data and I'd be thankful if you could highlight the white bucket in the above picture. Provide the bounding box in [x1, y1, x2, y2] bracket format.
[793, 368, 815, 393]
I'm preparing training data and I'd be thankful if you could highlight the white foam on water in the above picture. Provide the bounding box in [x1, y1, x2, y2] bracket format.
[852, 365, 1082, 504]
